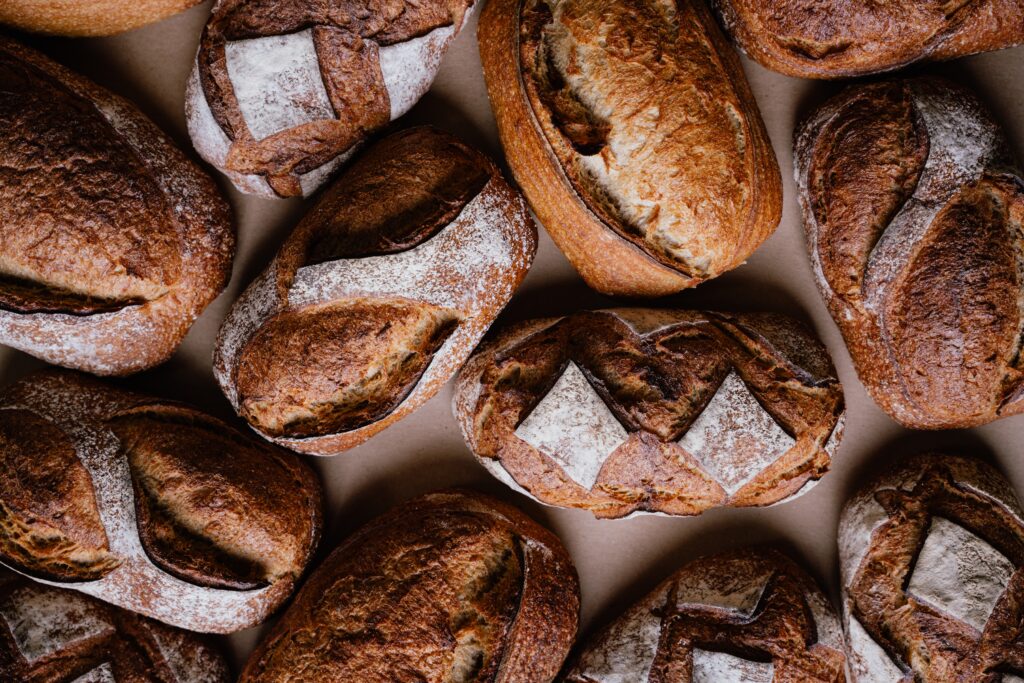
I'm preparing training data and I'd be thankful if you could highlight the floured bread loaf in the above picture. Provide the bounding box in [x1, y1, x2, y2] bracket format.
[454, 309, 844, 518]
[839, 453, 1024, 681]
[0, 570, 229, 682]
[0, 0, 202, 36]
[0, 370, 324, 634]
[186, 0, 476, 198]
[561, 547, 847, 682]
[214, 126, 537, 456]
[239, 490, 579, 683]
[712, 0, 1023, 79]
[0, 38, 234, 377]
[796, 77, 1024, 430]
[478, 0, 782, 297]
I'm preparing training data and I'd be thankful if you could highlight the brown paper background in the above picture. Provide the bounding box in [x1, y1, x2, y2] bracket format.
[4, 2, 1024, 672]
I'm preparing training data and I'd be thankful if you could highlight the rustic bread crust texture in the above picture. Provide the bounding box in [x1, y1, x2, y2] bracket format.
[0, 38, 235, 376]
[0, 570, 229, 682]
[561, 547, 847, 682]
[239, 490, 580, 683]
[839, 453, 1024, 681]
[0, 0, 202, 36]
[712, 0, 1024, 79]
[478, 0, 782, 297]
[0, 370, 324, 634]
[214, 126, 537, 456]
[454, 309, 845, 519]
[186, 0, 477, 198]
[796, 77, 1024, 430]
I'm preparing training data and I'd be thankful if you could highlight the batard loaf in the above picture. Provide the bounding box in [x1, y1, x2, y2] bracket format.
[0, 369, 324, 634]
[213, 126, 537, 456]
[0, 0, 203, 36]
[453, 309, 845, 518]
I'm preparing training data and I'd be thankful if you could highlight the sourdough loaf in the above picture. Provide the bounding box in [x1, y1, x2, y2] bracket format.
[186, 0, 476, 198]
[0, 38, 234, 376]
[561, 547, 847, 682]
[214, 126, 537, 456]
[839, 453, 1024, 681]
[454, 309, 845, 518]
[0, 369, 324, 633]
[796, 77, 1024, 430]
[0, 0, 202, 36]
[239, 490, 580, 683]
[713, 0, 1024, 79]
[478, 0, 782, 297]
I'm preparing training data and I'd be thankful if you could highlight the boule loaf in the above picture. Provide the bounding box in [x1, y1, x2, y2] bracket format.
[186, 0, 476, 198]
[213, 126, 537, 456]
[478, 0, 782, 297]
[796, 77, 1024, 430]
[453, 309, 845, 518]
[0, 369, 324, 634]
[239, 490, 580, 683]
[0, 0, 203, 36]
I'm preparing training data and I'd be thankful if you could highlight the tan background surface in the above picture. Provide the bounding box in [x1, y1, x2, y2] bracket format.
[3, 2, 1024, 672]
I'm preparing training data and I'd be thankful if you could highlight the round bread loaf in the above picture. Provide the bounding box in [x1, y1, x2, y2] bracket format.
[0, 38, 235, 376]
[239, 490, 580, 683]
[796, 77, 1024, 430]
[0, 370, 324, 634]
[186, 0, 477, 198]
[561, 547, 847, 682]
[453, 309, 845, 518]
[213, 126, 537, 456]
[839, 453, 1024, 681]
[478, 0, 782, 297]
[0, 0, 202, 36]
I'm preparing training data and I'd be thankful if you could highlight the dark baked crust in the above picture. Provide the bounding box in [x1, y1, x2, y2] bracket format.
[712, 0, 1024, 79]
[239, 490, 580, 683]
[796, 77, 1024, 429]
[454, 309, 844, 518]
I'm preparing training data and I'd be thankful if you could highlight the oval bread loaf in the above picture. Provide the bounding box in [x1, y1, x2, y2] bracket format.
[478, 0, 782, 297]
[0, 38, 235, 376]
[712, 0, 1024, 79]
[796, 77, 1024, 430]
[839, 453, 1024, 681]
[453, 309, 845, 518]
[561, 547, 847, 682]
[186, 0, 476, 198]
[0, 370, 324, 634]
[0, 570, 230, 682]
[213, 126, 537, 456]
[239, 490, 580, 683]
[0, 0, 203, 36]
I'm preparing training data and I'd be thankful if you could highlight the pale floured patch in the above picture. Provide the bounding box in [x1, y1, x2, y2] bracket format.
[907, 516, 1015, 631]
[379, 23, 456, 119]
[674, 566, 770, 617]
[678, 371, 795, 495]
[515, 361, 628, 490]
[225, 29, 335, 141]
[692, 649, 774, 683]
[845, 613, 904, 682]
[71, 663, 116, 683]
[1003, 675, 1024, 683]
[573, 585, 668, 683]
[0, 586, 113, 664]
[150, 625, 230, 683]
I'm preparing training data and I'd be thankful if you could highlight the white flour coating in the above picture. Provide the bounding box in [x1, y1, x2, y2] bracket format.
[225, 30, 335, 141]
[843, 614, 904, 682]
[0, 585, 113, 664]
[1004, 676, 1024, 683]
[692, 650, 774, 683]
[603, 308, 687, 336]
[515, 361, 629, 490]
[838, 493, 890, 587]
[150, 624, 231, 683]
[673, 566, 770, 617]
[297, 146, 358, 197]
[907, 516, 1015, 631]
[678, 371, 796, 495]
[71, 663, 116, 683]
[379, 22, 458, 120]
[573, 585, 669, 683]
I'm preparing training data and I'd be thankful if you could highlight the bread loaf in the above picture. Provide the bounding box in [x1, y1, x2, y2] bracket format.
[712, 0, 1024, 79]
[561, 547, 847, 682]
[0, 570, 229, 682]
[478, 0, 782, 297]
[0, 369, 324, 633]
[0, 0, 202, 36]
[796, 77, 1024, 430]
[454, 309, 844, 518]
[839, 453, 1024, 681]
[239, 490, 579, 683]
[0, 38, 234, 376]
[214, 126, 537, 456]
[186, 0, 476, 198]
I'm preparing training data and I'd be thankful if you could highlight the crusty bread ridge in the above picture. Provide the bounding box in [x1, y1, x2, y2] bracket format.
[0, 0, 202, 36]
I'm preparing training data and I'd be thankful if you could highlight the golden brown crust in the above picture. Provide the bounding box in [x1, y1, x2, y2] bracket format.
[797, 78, 1024, 429]
[0, 0, 202, 36]
[453, 309, 844, 518]
[239, 490, 580, 683]
[712, 0, 1024, 79]
[479, 0, 781, 297]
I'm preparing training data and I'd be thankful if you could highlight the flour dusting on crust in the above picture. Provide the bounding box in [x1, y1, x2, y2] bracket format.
[692, 649, 773, 683]
[0, 585, 113, 663]
[70, 663, 115, 683]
